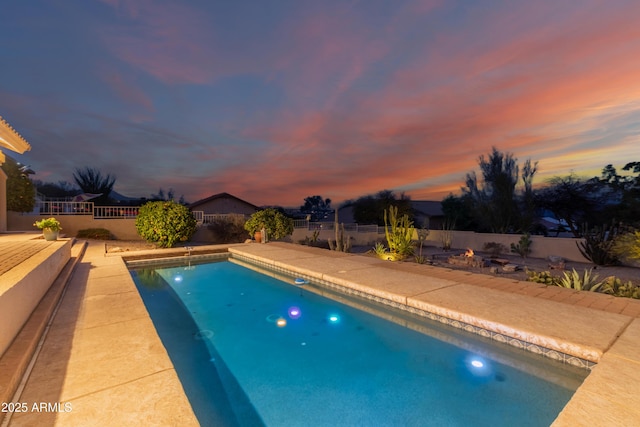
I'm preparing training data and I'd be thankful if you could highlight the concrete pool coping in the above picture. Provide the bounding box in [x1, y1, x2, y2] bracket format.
[6, 241, 640, 425]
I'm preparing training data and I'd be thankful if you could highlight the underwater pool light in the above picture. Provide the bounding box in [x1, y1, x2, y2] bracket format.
[174, 275, 183, 283]
[288, 306, 302, 319]
[328, 314, 340, 324]
[276, 318, 287, 327]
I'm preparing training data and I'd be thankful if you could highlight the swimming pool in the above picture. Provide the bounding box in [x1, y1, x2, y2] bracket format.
[129, 257, 588, 426]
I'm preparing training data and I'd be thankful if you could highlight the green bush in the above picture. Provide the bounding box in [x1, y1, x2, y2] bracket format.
[244, 208, 294, 241]
[135, 201, 197, 248]
[206, 215, 247, 243]
[76, 228, 113, 239]
[612, 230, 640, 261]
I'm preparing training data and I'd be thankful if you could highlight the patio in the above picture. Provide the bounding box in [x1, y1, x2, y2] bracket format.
[1, 237, 639, 425]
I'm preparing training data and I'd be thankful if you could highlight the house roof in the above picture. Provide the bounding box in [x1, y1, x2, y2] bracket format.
[0, 115, 32, 164]
[188, 192, 259, 210]
[411, 200, 443, 217]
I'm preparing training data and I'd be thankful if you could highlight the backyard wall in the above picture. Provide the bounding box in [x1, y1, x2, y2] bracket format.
[0, 239, 71, 358]
[8, 212, 594, 263]
[8, 212, 141, 240]
[292, 228, 588, 263]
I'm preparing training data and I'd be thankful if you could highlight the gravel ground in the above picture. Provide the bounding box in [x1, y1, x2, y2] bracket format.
[102, 239, 639, 286]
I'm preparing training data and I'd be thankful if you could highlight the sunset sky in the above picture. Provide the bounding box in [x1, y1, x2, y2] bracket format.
[2, 0, 639, 207]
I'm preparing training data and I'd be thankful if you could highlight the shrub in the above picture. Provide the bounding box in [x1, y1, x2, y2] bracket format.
[577, 222, 619, 266]
[244, 208, 294, 241]
[612, 230, 640, 261]
[206, 215, 247, 244]
[510, 233, 532, 259]
[135, 201, 197, 248]
[76, 228, 113, 239]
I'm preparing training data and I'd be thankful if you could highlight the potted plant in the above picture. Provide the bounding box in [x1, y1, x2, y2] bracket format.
[244, 208, 294, 243]
[33, 217, 62, 241]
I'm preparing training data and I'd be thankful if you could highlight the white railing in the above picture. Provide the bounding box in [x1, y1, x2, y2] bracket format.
[93, 206, 140, 219]
[35, 201, 94, 215]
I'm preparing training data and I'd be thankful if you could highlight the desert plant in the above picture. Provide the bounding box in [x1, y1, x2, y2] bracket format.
[328, 211, 352, 252]
[555, 268, 603, 292]
[33, 217, 62, 231]
[441, 219, 454, 250]
[483, 242, 507, 257]
[413, 220, 429, 258]
[372, 242, 387, 257]
[612, 230, 640, 261]
[76, 228, 112, 239]
[244, 208, 294, 241]
[577, 222, 619, 266]
[600, 276, 640, 299]
[526, 270, 560, 286]
[207, 215, 247, 243]
[510, 233, 532, 259]
[135, 201, 197, 248]
[384, 205, 414, 260]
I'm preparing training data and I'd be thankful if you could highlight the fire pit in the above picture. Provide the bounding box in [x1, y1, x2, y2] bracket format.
[447, 249, 489, 268]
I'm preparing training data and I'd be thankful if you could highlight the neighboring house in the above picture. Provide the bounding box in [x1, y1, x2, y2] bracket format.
[411, 200, 444, 230]
[336, 200, 444, 230]
[189, 192, 259, 216]
[0, 116, 32, 231]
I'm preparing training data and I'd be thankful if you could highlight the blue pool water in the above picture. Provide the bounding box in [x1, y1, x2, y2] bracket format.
[130, 258, 588, 427]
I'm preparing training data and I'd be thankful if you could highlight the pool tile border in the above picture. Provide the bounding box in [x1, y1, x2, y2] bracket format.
[232, 253, 595, 370]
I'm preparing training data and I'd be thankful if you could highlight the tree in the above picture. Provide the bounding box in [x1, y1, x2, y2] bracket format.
[72, 167, 116, 204]
[1, 156, 36, 212]
[135, 201, 197, 248]
[462, 147, 533, 233]
[352, 190, 412, 226]
[301, 195, 332, 221]
[440, 193, 475, 230]
[534, 174, 599, 237]
[34, 180, 80, 199]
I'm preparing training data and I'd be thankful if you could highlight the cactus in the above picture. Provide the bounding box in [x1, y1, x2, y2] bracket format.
[600, 276, 640, 299]
[526, 270, 559, 286]
[383, 205, 414, 260]
[327, 210, 351, 252]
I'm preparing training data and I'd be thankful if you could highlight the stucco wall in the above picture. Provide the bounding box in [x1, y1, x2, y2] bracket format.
[8, 212, 142, 240]
[0, 239, 71, 358]
[292, 228, 588, 262]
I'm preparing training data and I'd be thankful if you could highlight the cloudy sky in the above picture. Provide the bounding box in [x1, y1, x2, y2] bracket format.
[2, 0, 639, 206]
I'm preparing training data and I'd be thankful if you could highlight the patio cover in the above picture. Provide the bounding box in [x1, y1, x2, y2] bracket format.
[0, 115, 32, 164]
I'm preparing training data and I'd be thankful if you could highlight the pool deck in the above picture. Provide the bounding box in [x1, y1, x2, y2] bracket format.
[2, 239, 640, 425]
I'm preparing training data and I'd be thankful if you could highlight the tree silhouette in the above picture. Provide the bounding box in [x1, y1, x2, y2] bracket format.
[1, 156, 35, 212]
[72, 167, 116, 204]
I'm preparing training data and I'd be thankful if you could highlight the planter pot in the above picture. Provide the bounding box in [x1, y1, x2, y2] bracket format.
[254, 231, 262, 243]
[42, 228, 59, 241]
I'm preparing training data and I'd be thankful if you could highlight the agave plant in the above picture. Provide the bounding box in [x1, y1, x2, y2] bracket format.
[556, 268, 603, 292]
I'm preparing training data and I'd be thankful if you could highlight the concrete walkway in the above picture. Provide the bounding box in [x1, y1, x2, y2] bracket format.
[6, 241, 198, 426]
